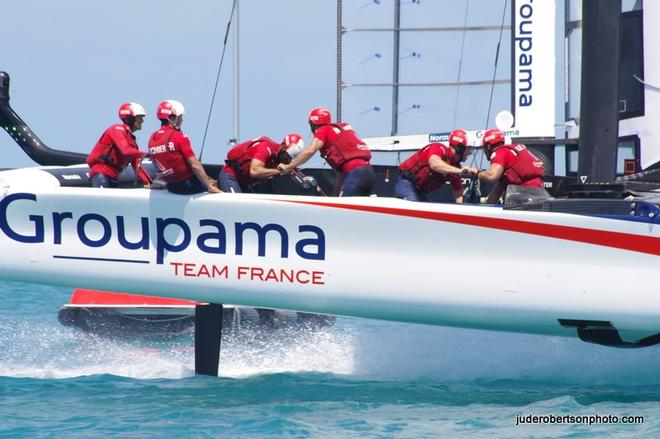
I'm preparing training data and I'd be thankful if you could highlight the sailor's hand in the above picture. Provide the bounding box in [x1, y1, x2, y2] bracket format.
[464, 166, 479, 176]
[208, 186, 221, 193]
[278, 164, 292, 175]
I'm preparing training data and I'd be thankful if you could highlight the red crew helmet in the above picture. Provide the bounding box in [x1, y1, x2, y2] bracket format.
[156, 100, 186, 120]
[282, 133, 305, 159]
[308, 107, 331, 125]
[118, 102, 146, 121]
[482, 128, 505, 152]
[449, 129, 468, 148]
[449, 128, 469, 162]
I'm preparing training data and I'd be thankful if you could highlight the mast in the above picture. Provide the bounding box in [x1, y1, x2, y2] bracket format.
[391, 0, 401, 135]
[578, 1, 621, 183]
[231, 0, 240, 144]
[337, 0, 343, 122]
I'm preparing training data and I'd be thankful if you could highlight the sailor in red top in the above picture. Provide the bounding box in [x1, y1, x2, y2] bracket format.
[395, 129, 477, 202]
[278, 107, 376, 196]
[477, 128, 545, 203]
[87, 102, 151, 188]
[218, 133, 305, 193]
[148, 100, 220, 194]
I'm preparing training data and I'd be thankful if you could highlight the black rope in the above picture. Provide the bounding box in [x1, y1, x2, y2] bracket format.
[199, 0, 239, 161]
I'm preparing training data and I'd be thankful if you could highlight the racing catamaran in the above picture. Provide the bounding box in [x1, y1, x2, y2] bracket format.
[1, 2, 660, 376]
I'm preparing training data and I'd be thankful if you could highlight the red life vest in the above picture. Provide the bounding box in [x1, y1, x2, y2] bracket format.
[86, 124, 134, 170]
[225, 137, 280, 178]
[494, 144, 545, 186]
[147, 127, 193, 183]
[87, 123, 147, 182]
[399, 143, 456, 193]
[319, 124, 372, 172]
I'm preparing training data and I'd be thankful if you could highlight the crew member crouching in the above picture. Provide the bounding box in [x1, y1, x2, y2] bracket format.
[394, 129, 477, 202]
[477, 128, 545, 204]
[218, 133, 305, 193]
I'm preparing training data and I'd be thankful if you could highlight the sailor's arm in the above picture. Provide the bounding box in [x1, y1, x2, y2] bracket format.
[249, 158, 280, 180]
[110, 128, 144, 160]
[186, 156, 221, 193]
[485, 182, 506, 204]
[428, 155, 476, 176]
[279, 138, 323, 174]
[452, 187, 464, 204]
[476, 163, 504, 183]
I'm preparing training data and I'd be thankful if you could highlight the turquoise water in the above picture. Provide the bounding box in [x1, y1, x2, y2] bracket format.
[1, 281, 659, 438]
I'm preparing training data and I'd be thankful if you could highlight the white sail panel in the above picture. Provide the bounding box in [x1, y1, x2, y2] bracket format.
[512, 0, 556, 137]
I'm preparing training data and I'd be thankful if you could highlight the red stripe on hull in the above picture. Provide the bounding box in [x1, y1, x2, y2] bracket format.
[281, 200, 660, 257]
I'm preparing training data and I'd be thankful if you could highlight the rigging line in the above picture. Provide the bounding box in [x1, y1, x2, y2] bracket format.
[476, 0, 508, 171]
[633, 73, 660, 92]
[484, 0, 508, 131]
[199, 0, 239, 161]
[451, 0, 470, 128]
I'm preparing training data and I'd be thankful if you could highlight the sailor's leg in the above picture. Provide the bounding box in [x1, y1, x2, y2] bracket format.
[91, 173, 118, 188]
[218, 170, 243, 193]
[339, 166, 376, 196]
[393, 176, 423, 201]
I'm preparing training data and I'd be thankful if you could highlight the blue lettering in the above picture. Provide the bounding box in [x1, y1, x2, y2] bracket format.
[0, 193, 327, 264]
[518, 19, 532, 35]
[236, 222, 289, 258]
[117, 216, 150, 250]
[519, 3, 532, 19]
[52, 211, 72, 244]
[518, 69, 532, 92]
[519, 53, 532, 67]
[197, 219, 227, 254]
[156, 218, 191, 264]
[77, 213, 111, 247]
[516, 1, 534, 109]
[295, 225, 325, 260]
[0, 193, 44, 243]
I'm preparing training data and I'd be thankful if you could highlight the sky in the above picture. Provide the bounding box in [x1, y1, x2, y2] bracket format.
[2, 0, 530, 170]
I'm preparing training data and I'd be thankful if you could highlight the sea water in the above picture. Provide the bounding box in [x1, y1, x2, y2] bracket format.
[1, 280, 659, 438]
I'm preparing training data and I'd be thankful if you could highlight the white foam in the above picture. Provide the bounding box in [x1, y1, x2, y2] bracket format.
[1, 318, 659, 384]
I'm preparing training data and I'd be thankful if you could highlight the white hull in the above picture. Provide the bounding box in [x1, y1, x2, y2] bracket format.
[1, 176, 658, 342]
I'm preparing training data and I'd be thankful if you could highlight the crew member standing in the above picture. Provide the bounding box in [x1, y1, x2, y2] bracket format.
[87, 102, 151, 188]
[148, 100, 220, 195]
[477, 128, 545, 204]
[394, 129, 477, 202]
[278, 107, 375, 196]
[218, 133, 305, 193]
